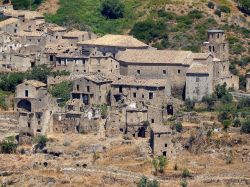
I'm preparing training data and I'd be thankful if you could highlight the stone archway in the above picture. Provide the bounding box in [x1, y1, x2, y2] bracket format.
[17, 100, 31, 112]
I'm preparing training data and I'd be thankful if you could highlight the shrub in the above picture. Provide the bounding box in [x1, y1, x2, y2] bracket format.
[188, 10, 203, 19]
[180, 179, 188, 187]
[0, 136, 18, 154]
[238, 0, 250, 15]
[237, 98, 250, 109]
[222, 120, 231, 131]
[182, 168, 191, 178]
[137, 176, 159, 187]
[214, 9, 222, 17]
[185, 98, 195, 111]
[241, 119, 250, 133]
[202, 95, 216, 111]
[174, 163, 178, 170]
[97, 104, 108, 119]
[231, 44, 246, 55]
[34, 135, 48, 150]
[0, 72, 26, 92]
[233, 118, 241, 127]
[101, 0, 125, 19]
[207, 1, 215, 9]
[0, 92, 8, 110]
[219, 5, 231, 13]
[174, 122, 183, 133]
[239, 75, 246, 90]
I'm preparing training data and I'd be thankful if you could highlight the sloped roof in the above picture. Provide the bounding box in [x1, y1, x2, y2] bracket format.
[63, 30, 88, 38]
[186, 63, 210, 74]
[116, 49, 193, 65]
[3, 9, 44, 19]
[16, 31, 44, 37]
[112, 76, 167, 87]
[0, 18, 18, 27]
[78, 34, 148, 48]
[25, 80, 46, 88]
[191, 53, 211, 60]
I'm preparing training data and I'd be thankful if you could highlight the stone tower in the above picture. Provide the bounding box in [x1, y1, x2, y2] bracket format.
[202, 30, 229, 61]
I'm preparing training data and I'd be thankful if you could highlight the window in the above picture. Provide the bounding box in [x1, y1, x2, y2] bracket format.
[196, 77, 199, 82]
[38, 39, 40, 42]
[87, 86, 90, 92]
[142, 94, 144, 98]
[163, 70, 166, 75]
[217, 34, 219, 38]
[56, 36, 58, 39]
[25, 90, 28, 97]
[49, 55, 53, 62]
[133, 92, 136, 98]
[28, 122, 31, 128]
[14, 29, 17, 33]
[119, 86, 123, 93]
[149, 92, 153, 99]
[178, 69, 181, 74]
[151, 119, 155, 123]
[77, 84, 79, 91]
[98, 70, 101, 72]
[137, 70, 141, 74]
[165, 144, 168, 147]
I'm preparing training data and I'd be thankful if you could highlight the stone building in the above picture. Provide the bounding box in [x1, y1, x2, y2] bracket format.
[14, 80, 56, 142]
[0, 17, 19, 34]
[202, 30, 239, 90]
[16, 31, 47, 48]
[116, 49, 193, 95]
[111, 77, 171, 125]
[150, 124, 174, 156]
[78, 34, 149, 58]
[246, 72, 250, 92]
[185, 63, 213, 101]
[62, 30, 95, 46]
[71, 73, 114, 106]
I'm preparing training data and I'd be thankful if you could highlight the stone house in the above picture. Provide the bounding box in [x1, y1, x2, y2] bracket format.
[150, 124, 174, 156]
[14, 80, 56, 142]
[16, 31, 47, 48]
[111, 76, 171, 125]
[185, 63, 213, 101]
[62, 30, 94, 46]
[78, 34, 149, 58]
[0, 31, 22, 53]
[71, 73, 114, 106]
[246, 72, 250, 92]
[47, 25, 67, 42]
[0, 17, 19, 34]
[3, 9, 45, 32]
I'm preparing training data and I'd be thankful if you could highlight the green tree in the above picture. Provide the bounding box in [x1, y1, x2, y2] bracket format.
[101, 0, 125, 19]
[137, 176, 159, 187]
[180, 179, 188, 187]
[26, 65, 52, 83]
[152, 157, 159, 175]
[0, 72, 26, 92]
[158, 155, 168, 173]
[49, 81, 72, 106]
[182, 168, 191, 178]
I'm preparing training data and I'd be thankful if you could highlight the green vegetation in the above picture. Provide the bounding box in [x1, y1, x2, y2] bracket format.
[137, 176, 159, 187]
[12, 0, 43, 10]
[238, 0, 250, 15]
[0, 136, 18, 154]
[152, 155, 168, 175]
[180, 179, 188, 187]
[207, 1, 215, 9]
[182, 168, 192, 178]
[101, 0, 125, 19]
[34, 135, 48, 150]
[0, 91, 9, 110]
[49, 81, 72, 106]
[241, 119, 250, 133]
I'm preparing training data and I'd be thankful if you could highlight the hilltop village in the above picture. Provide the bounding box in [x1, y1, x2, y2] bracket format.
[0, 3, 245, 154]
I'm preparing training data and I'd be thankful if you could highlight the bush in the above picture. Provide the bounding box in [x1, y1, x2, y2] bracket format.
[233, 118, 241, 127]
[137, 176, 159, 187]
[188, 10, 203, 19]
[238, 0, 250, 15]
[237, 98, 250, 109]
[207, 2, 215, 9]
[231, 44, 246, 55]
[180, 179, 188, 187]
[185, 98, 195, 111]
[0, 72, 26, 92]
[214, 9, 222, 17]
[0, 136, 18, 154]
[222, 120, 231, 131]
[49, 81, 72, 106]
[101, 0, 125, 19]
[182, 168, 191, 178]
[34, 135, 48, 150]
[0, 92, 8, 110]
[174, 122, 183, 133]
[12, 0, 42, 10]
[219, 5, 231, 13]
[241, 119, 250, 133]
[202, 95, 216, 111]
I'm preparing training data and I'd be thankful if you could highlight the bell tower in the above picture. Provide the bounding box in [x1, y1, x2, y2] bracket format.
[202, 30, 229, 61]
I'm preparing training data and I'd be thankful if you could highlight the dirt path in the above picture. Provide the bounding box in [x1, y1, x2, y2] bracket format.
[37, 0, 60, 14]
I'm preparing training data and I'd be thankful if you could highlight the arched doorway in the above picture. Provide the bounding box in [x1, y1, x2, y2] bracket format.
[138, 127, 146, 138]
[167, 105, 173, 115]
[17, 100, 31, 112]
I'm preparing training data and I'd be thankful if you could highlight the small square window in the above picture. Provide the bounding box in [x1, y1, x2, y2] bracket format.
[137, 70, 141, 74]
[149, 92, 153, 99]
[163, 70, 166, 75]
[178, 69, 181, 74]
[151, 119, 155, 123]
[165, 144, 168, 147]
[196, 77, 199, 82]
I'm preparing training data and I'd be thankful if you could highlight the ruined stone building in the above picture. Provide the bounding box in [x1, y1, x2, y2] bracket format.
[71, 73, 114, 106]
[150, 124, 174, 157]
[14, 80, 57, 142]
